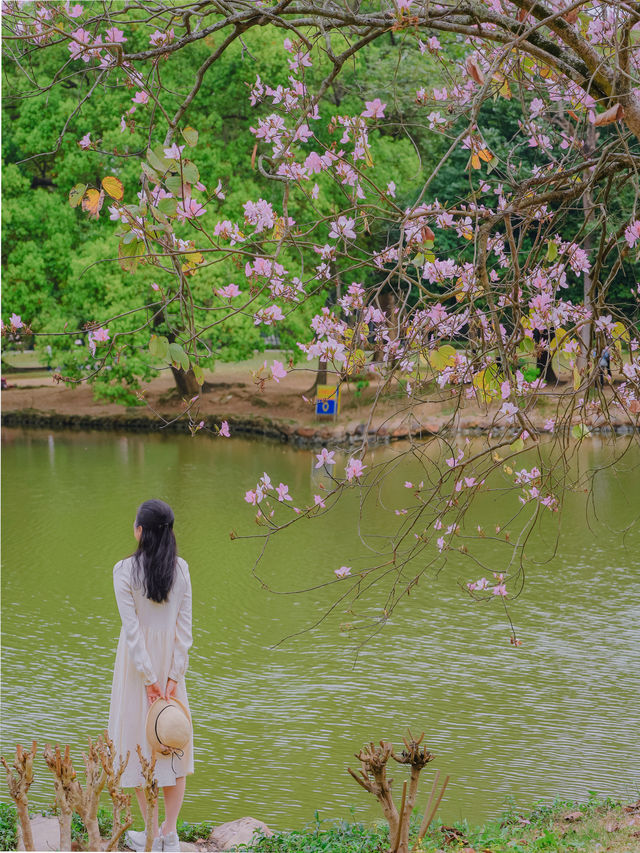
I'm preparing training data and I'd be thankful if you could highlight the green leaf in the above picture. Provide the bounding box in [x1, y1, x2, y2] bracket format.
[69, 184, 87, 208]
[149, 335, 169, 361]
[146, 147, 176, 175]
[165, 176, 184, 197]
[118, 238, 145, 273]
[546, 241, 558, 262]
[192, 364, 204, 386]
[181, 126, 199, 147]
[158, 198, 178, 216]
[572, 423, 591, 440]
[141, 161, 161, 183]
[181, 160, 199, 184]
[509, 437, 524, 453]
[121, 228, 139, 245]
[168, 342, 189, 371]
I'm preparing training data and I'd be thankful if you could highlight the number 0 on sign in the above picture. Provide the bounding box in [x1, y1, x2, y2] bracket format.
[316, 385, 340, 416]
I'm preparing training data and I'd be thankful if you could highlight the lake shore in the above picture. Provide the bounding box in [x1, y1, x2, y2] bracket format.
[3, 796, 640, 851]
[2, 361, 637, 446]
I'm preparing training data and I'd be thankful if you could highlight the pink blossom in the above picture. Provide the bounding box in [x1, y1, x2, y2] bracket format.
[149, 28, 174, 47]
[9, 313, 24, 329]
[105, 27, 127, 44]
[404, 481, 413, 488]
[315, 447, 336, 468]
[253, 305, 284, 326]
[132, 90, 148, 105]
[276, 482, 292, 502]
[499, 402, 519, 423]
[493, 584, 508, 596]
[362, 98, 386, 119]
[396, 0, 413, 9]
[345, 457, 366, 481]
[314, 495, 326, 508]
[437, 537, 446, 552]
[78, 133, 92, 150]
[68, 28, 91, 60]
[244, 489, 257, 505]
[386, 180, 396, 198]
[544, 418, 555, 432]
[87, 326, 110, 356]
[216, 283, 242, 300]
[163, 143, 185, 160]
[219, 421, 230, 438]
[501, 381, 511, 400]
[176, 198, 207, 223]
[464, 477, 477, 488]
[270, 360, 287, 383]
[66, 3, 84, 18]
[624, 220, 640, 248]
[243, 198, 275, 233]
[334, 566, 352, 578]
[328, 216, 357, 241]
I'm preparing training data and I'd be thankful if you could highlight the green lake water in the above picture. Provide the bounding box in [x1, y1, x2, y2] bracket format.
[1, 427, 639, 830]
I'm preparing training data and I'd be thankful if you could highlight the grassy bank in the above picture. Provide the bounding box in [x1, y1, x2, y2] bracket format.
[1, 795, 639, 851]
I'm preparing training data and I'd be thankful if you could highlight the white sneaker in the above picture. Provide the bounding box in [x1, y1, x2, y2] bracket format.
[162, 831, 181, 852]
[125, 828, 164, 851]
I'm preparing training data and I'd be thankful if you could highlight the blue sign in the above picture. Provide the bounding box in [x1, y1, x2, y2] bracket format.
[316, 397, 337, 415]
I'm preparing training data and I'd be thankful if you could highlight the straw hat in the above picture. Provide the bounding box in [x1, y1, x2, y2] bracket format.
[145, 698, 191, 756]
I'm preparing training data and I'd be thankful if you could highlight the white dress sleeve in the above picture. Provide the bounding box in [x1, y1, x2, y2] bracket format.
[168, 561, 193, 682]
[113, 560, 158, 686]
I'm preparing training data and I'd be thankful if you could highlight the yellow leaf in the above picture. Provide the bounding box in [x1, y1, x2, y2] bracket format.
[499, 79, 511, 99]
[82, 188, 104, 219]
[471, 153, 481, 170]
[612, 321, 630, 345]
[573, 367, 581, 390]
[101, 176, 124, 201]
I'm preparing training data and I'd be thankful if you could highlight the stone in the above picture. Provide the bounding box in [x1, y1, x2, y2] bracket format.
[208, 817, 273, 851]
[295, 427, 317, 438]
[17, 815, 60, 851]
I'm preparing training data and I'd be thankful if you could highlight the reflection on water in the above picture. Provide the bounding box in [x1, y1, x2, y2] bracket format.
[1, 427, 639, 828]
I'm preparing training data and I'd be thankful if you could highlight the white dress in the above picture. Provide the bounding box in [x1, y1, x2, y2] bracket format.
[108, 555, 194, 788]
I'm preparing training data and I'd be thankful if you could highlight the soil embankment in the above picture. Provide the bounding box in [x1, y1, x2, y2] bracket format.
[1, 364, 637, 446]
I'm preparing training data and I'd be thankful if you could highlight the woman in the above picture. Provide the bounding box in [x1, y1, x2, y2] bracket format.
[109, 499, 194, 853]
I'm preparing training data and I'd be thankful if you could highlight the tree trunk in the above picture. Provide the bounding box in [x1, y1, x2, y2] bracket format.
[170, 365, 201, 397]
[577, 122, 598, 375]
[373, 290, 398, 365]
[533, 329, 558, 385]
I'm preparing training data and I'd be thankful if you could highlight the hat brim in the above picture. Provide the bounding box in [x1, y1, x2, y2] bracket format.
[145, 697, 192, 755]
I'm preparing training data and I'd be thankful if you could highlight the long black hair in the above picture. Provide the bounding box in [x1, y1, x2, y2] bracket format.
[132, 499, 177, 603]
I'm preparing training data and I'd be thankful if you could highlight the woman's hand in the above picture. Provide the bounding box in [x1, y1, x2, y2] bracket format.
[145, 681, 163, 707]
[165, 678, 178, 700]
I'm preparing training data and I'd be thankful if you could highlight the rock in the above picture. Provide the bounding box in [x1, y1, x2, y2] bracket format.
[392, 427, 409, 438]
[295, 427, 317, 438]
[180, 843, 201, 852]
[208, 817, 273, 851]
[17, 815, 60, 851]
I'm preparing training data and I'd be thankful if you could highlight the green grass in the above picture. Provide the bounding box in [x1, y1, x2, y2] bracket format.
[240, 796, 640, 853]
[1, 795, 638, 851]
[0, 803, 18, 851]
